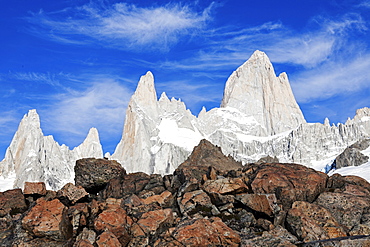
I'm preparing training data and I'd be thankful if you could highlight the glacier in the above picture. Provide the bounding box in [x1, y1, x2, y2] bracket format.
[1, 50, 370, 191]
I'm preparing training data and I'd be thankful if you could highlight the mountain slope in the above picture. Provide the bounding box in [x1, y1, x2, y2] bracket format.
[0, 110, 103, 191]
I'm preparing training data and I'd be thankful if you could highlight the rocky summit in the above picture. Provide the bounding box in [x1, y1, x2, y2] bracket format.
[1, 140, 370, 247]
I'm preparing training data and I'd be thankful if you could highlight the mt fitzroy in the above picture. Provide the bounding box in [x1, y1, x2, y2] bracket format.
[1, 50, 370, 191]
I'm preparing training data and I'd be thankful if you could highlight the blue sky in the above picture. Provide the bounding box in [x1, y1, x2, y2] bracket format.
[1, 0, 370, 158]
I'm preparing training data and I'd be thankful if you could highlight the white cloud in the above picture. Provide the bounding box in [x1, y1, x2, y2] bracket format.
[28, 2, 214, 51]
[292, 54, 370, 103]
[43, 79, 132, 148]
[12, 72, 64, 87]
[156, 13, 366, 72]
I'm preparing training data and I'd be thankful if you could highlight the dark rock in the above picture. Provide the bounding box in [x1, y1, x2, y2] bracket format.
[75, 158, 126, 193]
[75, 227, 96, 245]
[315, 191, 370, 234]
[241, 225, 298, 247]
[335, 139, 370, 168]
[0, 189, 27, 217]
[101, 172, 150, 200]
[178, 139, 243, 171]
[68, 203, 89, 237]
[178, 190, 213, 216]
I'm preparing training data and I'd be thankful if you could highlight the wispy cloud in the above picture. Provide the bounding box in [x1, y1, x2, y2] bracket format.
[27, 2, 214, 51]
[292, 54, 370, 103]
[43, 78, 132, 149]
[11, 72, 65, 87]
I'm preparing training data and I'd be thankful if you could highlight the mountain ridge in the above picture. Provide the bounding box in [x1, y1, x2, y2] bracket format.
[1, 50, 370, 191]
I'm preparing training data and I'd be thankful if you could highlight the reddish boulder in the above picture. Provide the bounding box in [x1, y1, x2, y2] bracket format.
[251, 163, 327, 208]
[0, 189, 27, 217]
[23, 182, 46, 196]
[94, 207, 131, 245]
[74, 239, 94, 247]
[137, 208, 174, 236]
[142, 190, 174, 208]
[236, 193, 280, 217]
[22, 198, 72, 240]
[286, 201, 346, 242]
[96, 231, 122, 247]
[202, 177, 249, 195]
[173, 217, 240, 247]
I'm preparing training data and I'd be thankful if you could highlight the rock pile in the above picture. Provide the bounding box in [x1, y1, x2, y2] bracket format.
[1, 139, 370, 246]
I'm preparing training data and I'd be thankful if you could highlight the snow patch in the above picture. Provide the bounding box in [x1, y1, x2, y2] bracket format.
[158, 118, 203, 152]
[0, 172, 16, 192]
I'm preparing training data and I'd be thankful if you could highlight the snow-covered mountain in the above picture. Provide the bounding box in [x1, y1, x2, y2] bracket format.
[0, 110, 103, 191]
[1, 50, 370, 191]
[112, 50, 370, 175]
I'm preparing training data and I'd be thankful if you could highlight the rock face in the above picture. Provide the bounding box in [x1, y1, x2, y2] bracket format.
[220, 50, 306, 136]
[1, 143, 370, 246]
[0, 110, 103, 191]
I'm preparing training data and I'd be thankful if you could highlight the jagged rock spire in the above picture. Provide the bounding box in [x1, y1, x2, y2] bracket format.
[221, 50, 306, 135]
[0, 110, 103, 191]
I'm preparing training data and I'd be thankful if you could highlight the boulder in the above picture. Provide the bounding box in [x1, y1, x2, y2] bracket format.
[315, 192, 370, 233]
[286, 201, 346, 242]
[178, 190, 213, 216]
[235, 193, 280, 217]
[202, 177, 249, 195]
[0, 189, 27, 217]
[101, 172, 150, 199]
[57, 183, 88, 204]
[94, 207, 131, 246]
[137, 208, 174, 237]
[75, 227, 96, 245]
[23, 182, 47, 196]
[173, 217, 240, 247]
[335, 139, 370, 168]
[251, 163, 327, 209]
[96, 231, 122, 247]
[68, 203, 90, 236]
[22, 198, 72, 240]
[142, 190, 174, 208]
[75, 158, 126, 193]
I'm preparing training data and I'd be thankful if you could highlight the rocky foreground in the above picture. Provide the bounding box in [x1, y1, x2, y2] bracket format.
[1, 140, 370, 246]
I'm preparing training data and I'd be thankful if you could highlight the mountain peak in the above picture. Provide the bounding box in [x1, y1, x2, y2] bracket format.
[220, 50, 305, 135]
[132, 71, 157, 105]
